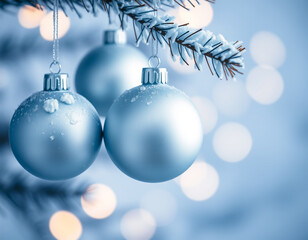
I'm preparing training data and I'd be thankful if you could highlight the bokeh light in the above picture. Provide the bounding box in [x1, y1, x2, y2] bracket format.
[250, 31, 286, 68]
[141, 189, 177, 226]
[40, 11, 70, 41]
[212, 81, 250, 117]
[178, 2, 214, 28]
[121, 209, 156, 240]
[246, 65, 284, 105]
[213, 122, 252, 162]
[49, 211, 82, 240]
[191, 96, 218, 134]
[180, 160, 219, 201]
[18, 5, 46, 29]
[81, 183, 117, 219]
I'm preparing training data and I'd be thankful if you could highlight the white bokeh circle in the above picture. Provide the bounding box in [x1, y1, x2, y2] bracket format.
[40, 11, 70, 41]
[178, 2, 214, 28]
[121, 209, 156, 240]
[18, 5, 46, 29]
[213, 123, 252, 162]
[191, 97, 218, 134]
[180, 160, 219, 201]
[49, 211, 82, 240]
[81, 183, 117, 219]
[246, 65, 284, 105]
[250, 31, 286, 68]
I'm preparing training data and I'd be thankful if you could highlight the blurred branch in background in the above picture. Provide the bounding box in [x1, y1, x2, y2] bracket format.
[0, 170, 87, 214]
[0, 0, 245, 79]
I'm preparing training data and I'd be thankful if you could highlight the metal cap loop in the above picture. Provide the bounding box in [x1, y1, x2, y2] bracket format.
[49, 61, 61, 74]
[148, 56, 161, 68]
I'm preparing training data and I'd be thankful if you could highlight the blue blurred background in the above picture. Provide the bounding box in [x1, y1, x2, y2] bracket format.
[0, 0, 307, 239]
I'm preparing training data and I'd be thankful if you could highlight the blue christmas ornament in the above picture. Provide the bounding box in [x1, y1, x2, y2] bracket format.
[75, 30, 147, 116]
[104, 68, 203, 182]
[9, 73, 103, 180]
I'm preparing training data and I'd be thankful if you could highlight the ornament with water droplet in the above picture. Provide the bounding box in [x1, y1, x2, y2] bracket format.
[9, 73, 103, 180]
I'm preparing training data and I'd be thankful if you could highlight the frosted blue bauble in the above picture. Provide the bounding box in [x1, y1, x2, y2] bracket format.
[9, 73, 103, 180]
[75, 30, 147, 116]
[104, 68, 203, 182]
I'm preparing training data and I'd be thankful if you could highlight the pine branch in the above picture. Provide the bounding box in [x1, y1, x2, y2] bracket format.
[0, 0, 245, 79]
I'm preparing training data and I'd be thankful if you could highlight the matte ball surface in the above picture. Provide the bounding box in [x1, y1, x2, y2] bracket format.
[9, 91, 103, 180]
[75, 44, 147, 116]
[104, 84, 203, 182]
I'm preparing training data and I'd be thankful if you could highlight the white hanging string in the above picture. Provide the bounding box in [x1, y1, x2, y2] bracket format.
[50, 0, 61, 73]
[148, 1, 160, 68]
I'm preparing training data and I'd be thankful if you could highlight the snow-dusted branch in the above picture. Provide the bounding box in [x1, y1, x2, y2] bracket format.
[0, 0, 245, 79]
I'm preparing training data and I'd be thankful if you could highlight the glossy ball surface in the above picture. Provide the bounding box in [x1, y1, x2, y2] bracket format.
[104, 84, 203, 182]
[9, 91, 103, 180]
[75, 44, 147, 116]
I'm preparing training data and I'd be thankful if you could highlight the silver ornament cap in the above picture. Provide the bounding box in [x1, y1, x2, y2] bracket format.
[142, 67, 168, 85]
[104, 30, 127, 45]
[44, 73, 70, 91]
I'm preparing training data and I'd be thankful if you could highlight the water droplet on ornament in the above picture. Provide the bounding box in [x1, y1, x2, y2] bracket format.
[140, 86, 146, 91]
[146, 101, 152, 105]
[131, 97, 136, 103]
[50, 136, 55, 141]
